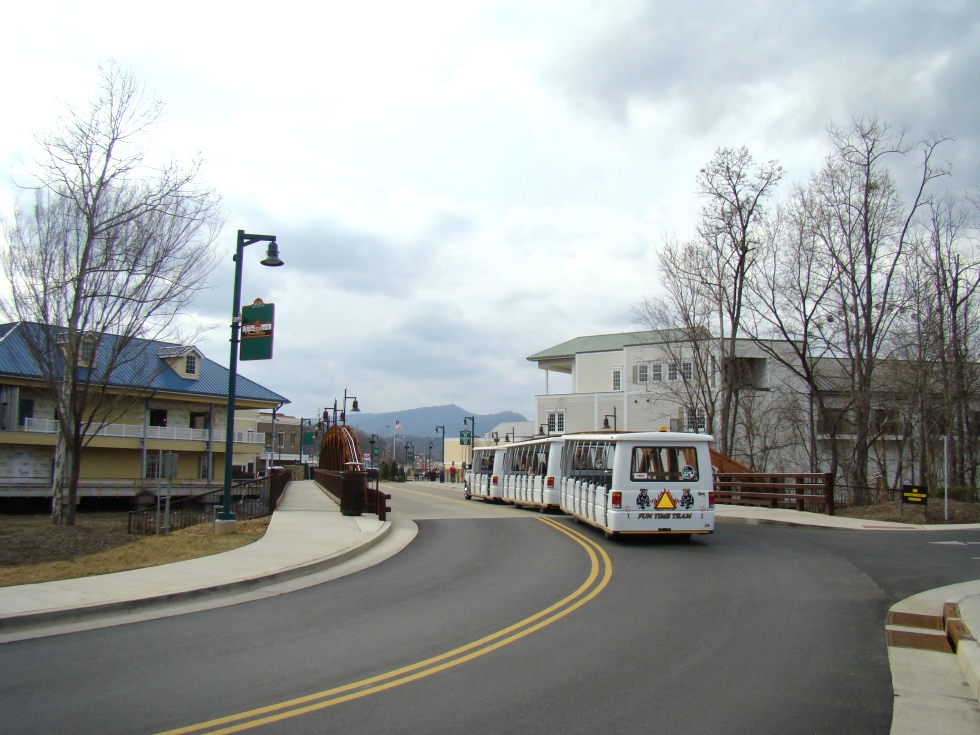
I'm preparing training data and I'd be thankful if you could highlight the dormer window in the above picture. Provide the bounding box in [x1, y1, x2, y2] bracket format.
[185, 354, 197, 376]
[79, 338, 96, 366]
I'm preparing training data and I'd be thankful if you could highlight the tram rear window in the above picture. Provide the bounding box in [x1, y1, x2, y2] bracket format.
[631, 446, 699, 482]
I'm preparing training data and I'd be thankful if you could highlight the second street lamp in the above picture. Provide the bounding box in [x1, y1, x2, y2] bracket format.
[341, 388, 360, 425]
[219, 230, 283, 528]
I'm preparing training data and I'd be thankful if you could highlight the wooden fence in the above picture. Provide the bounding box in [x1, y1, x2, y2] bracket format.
[713, 472, 835, 515]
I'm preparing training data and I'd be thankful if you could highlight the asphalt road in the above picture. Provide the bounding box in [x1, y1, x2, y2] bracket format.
[2, 482, 979, 735]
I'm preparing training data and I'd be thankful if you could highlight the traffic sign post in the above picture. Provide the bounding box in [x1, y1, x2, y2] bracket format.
[460, 430, 471, 446]
[902, 484, 928, 519]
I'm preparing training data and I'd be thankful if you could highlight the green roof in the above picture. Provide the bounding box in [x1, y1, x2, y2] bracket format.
[526, 328, 709, 361]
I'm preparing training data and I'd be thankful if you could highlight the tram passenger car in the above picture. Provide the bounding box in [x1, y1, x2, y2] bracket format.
[464, 445, 505, 502]
[498, 436, 563, 510]
[560, 431, 715, 538]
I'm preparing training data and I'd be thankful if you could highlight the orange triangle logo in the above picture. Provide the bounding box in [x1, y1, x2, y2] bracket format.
[655, 490, 676, 510]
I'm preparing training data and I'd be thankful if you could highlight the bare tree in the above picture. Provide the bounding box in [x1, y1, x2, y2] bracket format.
[744, 189, 847, 477]
[643, 147, 783, 457]
[634, 242, 719, 437]
[694, 148, 783, 454]
[1, 62, 223, 524]
[893, 193, 980, 490]
[807, 117, 950, 499]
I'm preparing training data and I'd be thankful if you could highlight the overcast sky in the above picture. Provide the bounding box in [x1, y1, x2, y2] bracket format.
[2, 0, 978, 424]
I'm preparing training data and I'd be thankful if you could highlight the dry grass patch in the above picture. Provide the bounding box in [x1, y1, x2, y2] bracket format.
[0, 516, 270, 587]
[835, 498, 980, 525]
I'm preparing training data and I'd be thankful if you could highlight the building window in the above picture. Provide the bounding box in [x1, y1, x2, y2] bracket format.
[80, 340, 95, 365]
[668, 363, 678, 381]
[547, 412, 565, 433]
[199, 455, 210, 480]
[651, 364, 662, 382]
[146, 454, 159, 479]
[149, 409, 168, 427]
[17, 398, 34, 427]
[612, 369, 622, 391]
[290, 432, 297, 447]
[637, 364, 649, 383]
[685, 407, 706, 432]
[185, 354, 197, 375]
[189, 412, 209, 430]
[682, 361, 693, 380]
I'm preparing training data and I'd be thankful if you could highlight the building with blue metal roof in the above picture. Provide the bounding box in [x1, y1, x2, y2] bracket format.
[0, 322, 290, 501]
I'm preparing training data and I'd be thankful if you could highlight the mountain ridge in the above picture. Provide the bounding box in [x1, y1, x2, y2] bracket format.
[345, 404, 527, 439]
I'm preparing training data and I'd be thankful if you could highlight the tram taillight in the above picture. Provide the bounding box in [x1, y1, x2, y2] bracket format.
[709, 491, 715, 508]
[611, 491, 622, 509]
[492, 475, 498, 486]
[546, 476, 554, 489]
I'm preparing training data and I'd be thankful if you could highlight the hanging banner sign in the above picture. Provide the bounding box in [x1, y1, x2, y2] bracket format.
[240, 299, 275, 361]
[460, 429, 472, 446]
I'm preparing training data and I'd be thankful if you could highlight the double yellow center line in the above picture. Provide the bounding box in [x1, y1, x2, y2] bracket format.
[158, 517, 612, 734]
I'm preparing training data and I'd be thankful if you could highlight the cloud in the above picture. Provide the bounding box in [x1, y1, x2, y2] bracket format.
[3, 0, 978, 426]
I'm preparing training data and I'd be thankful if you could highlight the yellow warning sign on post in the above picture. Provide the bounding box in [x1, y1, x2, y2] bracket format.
[655, 490, 676, 510]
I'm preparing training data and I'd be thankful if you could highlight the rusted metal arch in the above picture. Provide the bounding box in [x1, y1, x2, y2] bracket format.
[318, 425, 365, 471]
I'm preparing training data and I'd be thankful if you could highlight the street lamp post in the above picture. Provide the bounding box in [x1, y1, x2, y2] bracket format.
[341, 388, 360, 424]
[219, 230, 283, 526]
[602, 407, 618, 431]
[463, 416, 475, 468]
[435, 425, 445, 466]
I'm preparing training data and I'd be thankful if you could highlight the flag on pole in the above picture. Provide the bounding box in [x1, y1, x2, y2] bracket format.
[395, 420, 403, 430]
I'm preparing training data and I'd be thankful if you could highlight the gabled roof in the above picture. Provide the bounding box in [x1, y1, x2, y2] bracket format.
[157, 344, 200, 359]
[0, 322, 288, 405]
[527, 328, 711, 361]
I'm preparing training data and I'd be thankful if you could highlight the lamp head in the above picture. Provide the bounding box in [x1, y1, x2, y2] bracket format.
[350, 398, 360, 412]
[261, 241, 284, 267]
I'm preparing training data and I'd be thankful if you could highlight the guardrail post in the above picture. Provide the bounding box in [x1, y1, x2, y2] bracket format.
[824, 472, 835, 515]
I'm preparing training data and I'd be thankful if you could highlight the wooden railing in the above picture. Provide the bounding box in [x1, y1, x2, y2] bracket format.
[314, 468, 391, 521]
[713, 472, 835, 515]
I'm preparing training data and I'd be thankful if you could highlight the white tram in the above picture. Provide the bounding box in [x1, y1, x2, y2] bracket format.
[464, 445, 505, 502]
[498, 436, 563, 510]
[560, 431, 715, 538]
[462, 430, 715, 539]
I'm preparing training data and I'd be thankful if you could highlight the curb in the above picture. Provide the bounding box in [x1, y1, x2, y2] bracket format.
[0, 520, 392, 634]
[715, 515, 836, 530]
[887, 585, 980, 719]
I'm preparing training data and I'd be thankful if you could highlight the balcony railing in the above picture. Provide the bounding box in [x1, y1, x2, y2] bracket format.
[19, 418, 264, 445]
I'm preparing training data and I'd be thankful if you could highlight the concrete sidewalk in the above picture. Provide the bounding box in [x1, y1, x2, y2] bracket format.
[716, 503, 980, 531]
[0, 480, 391, 635]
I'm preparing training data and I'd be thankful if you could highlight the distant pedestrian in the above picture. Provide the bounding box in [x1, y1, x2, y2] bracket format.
[449, 462, 457, 483]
